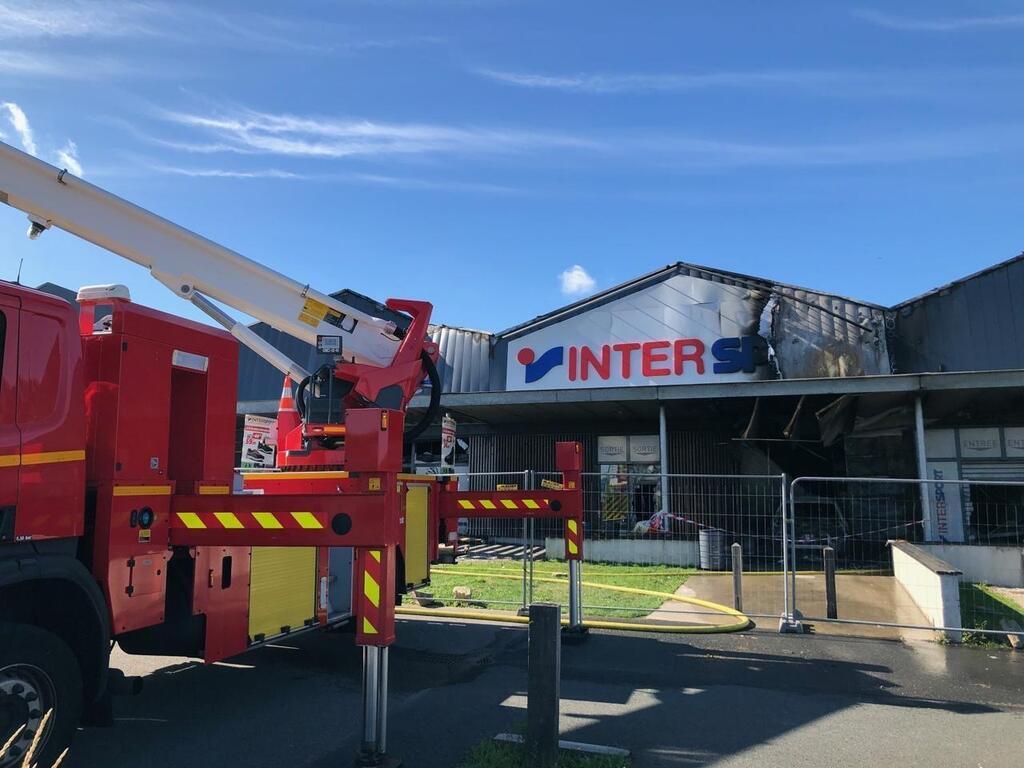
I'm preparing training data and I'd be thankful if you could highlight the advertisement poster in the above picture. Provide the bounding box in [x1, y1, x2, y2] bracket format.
[440, 414, 457, 470]
[241, 414, 278, 468]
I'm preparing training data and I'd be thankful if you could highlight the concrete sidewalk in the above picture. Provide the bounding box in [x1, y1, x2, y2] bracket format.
[69, 618, 1024, 768]
[685, 572, 935, 640]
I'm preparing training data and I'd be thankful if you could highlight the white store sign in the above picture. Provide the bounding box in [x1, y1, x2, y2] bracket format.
[629, 435, 661, 463]
[506, 275, 768, 391]
[597, 436, 628, 463]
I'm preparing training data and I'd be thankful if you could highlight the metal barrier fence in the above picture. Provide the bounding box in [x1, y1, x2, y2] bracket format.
[788, 476, 1024, 642]
[444, 470, 791, 622]
[432, 470, 1024, 643]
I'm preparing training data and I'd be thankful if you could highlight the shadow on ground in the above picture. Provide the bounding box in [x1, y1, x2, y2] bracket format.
[67, 620, 1024, 768]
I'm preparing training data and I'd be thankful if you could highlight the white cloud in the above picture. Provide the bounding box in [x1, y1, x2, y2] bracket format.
[0, 1, 151, 39]
[2, 102, 84, 175]
[0, 1, 440, 53]
[2, 101, 36, 154]
[149, 164, 301, 179]
[559, 265, 596, 296]
[853, 9, 1024, 32]
[0, 49, 130, 79]
[157, 107, 601, 159]
[476, 68, 864, 94]
[55, 139, 83, 176]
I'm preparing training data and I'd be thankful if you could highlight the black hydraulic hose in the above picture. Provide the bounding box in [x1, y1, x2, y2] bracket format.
[405, 350, 441, 443]
[294, 373, 312, 421]
[294, 364, 332, 422]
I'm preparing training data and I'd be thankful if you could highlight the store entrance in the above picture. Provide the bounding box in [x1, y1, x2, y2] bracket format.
[598, 463, 662, 534]
[593, 435, 664, 535]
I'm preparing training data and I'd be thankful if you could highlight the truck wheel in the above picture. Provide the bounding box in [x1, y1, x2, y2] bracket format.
[0, 623, 83, 768]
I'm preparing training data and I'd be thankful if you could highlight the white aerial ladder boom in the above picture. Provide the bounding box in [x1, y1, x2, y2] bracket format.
[0, 140, 402, 382]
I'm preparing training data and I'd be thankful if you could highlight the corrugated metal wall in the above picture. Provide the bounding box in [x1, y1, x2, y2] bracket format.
[892, 255, 1024, 373]
[468, 430, 736, 476]
[429, 325, 492, 394]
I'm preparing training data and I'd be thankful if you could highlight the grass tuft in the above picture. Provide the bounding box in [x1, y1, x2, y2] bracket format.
[458, 739, 630, 768]
[958, 582, 1024, 648]
[428, 560, 693, 618]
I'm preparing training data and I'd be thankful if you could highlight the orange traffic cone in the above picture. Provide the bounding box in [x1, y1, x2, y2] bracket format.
[276, 375, 300, 443]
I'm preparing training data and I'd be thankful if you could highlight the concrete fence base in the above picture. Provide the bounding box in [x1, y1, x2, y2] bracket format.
[891, 541, 963, 643]
[918, 543, 1024, 588]
[545, 537, 698, 566]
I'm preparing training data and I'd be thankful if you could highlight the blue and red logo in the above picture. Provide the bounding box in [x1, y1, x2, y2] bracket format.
[517, 346, 565, 383]
[515, 336, 760, 384]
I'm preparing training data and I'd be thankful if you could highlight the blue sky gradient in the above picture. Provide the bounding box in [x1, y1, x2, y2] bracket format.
[1, 1, 1022, 331]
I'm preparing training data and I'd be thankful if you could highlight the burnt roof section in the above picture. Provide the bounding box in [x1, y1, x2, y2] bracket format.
[496, 260, 887, 341]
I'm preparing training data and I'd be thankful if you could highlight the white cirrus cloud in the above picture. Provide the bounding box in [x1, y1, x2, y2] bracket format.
[2, 101, 37, 154]
[55, 139, 83, 175]
[559, 265, 596, 296]
[0, 1, 442, 54]
[853, 9, 1024, 32]
[148, 164, 302, 179]
[475, 67, 866, 94]
[156, 107, 602, 159]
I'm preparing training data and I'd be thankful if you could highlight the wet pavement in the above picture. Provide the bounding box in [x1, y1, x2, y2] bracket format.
[66, 616, 1024, 767]
[686, 572, 936, 640]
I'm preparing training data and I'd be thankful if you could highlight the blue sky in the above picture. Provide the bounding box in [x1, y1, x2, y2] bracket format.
[1, 1, 1023, 331]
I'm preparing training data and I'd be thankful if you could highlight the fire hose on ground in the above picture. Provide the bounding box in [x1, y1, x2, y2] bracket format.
[396, 569, 752, 633]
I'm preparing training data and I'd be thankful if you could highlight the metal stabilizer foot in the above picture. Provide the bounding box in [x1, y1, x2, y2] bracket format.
[355, 647, 401, 767]
[561, 624, 590, 645]
[564, 559, 588, 643]
[354, 753, 402, 768]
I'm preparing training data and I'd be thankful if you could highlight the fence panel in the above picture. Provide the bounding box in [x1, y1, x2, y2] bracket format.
[789, 476, 1024, 643]
[532, 472, 791, 623]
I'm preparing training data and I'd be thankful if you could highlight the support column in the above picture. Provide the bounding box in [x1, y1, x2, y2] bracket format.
[659, 404, 670, 515]
[914, 396, 934, 541]
[357, 646, 396, 767]
[568, 559, 582, 628]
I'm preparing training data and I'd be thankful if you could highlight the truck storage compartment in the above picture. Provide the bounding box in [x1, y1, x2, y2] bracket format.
[248, 546, 316, 641]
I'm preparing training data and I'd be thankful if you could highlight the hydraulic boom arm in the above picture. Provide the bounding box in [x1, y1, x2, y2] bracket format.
[0, 141, 405, 379]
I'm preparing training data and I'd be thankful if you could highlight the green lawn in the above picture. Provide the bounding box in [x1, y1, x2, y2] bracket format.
[459, 740, 630, 768]
[958, 582, 1024, 647]
[423, 559, 694, 618]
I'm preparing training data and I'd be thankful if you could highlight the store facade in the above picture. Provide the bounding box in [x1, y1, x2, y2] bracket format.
[235, 255, 1024, 546]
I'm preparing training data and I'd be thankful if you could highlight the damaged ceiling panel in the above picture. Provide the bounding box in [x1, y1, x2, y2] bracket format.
[761, 286, 891, 380]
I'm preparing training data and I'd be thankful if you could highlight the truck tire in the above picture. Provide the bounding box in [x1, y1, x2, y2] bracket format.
[0, 622, 83, 768]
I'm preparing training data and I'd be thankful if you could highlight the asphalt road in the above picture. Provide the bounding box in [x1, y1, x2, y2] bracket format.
[67, 619, 1024, 767]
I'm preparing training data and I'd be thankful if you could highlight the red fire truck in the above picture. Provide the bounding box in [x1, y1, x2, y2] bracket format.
[0, 140, 585, 766]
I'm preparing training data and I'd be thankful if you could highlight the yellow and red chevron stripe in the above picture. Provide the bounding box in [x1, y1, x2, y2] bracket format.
[361, 549, 382, 636]
[455, 497, 546, 511]
[174, 510, 323, 530]
[564, 518, 582, 559]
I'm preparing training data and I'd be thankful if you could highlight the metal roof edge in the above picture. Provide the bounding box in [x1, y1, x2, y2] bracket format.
[408, 368, 1024, 409]
[494, 260, 888, 341]
[892, 251, 1024, 310]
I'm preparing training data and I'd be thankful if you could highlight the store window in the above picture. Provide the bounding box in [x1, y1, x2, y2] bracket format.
[596, 435, 662, 534]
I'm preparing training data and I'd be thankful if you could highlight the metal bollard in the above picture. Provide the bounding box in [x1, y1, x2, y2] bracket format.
[823, 545, 838, 620]
[731, 543, 743, 612]
[519, 518, 529, 616]
[526, 603, 561, 766]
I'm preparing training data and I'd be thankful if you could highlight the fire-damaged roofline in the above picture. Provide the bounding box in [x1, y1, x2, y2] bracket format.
[496, 260, 889, 341]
